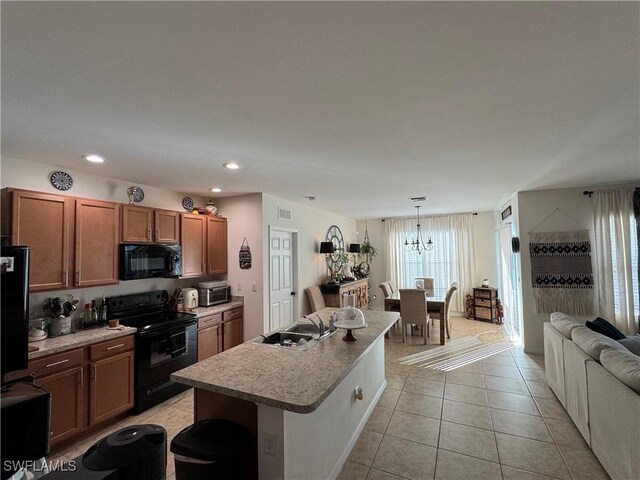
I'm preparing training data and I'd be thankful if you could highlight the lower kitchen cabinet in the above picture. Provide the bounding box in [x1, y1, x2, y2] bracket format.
[197, 313, 222, 362]
[23, 335, 135, 448]
[222, 307, 244, 350]
[89, 350, 135, 425]
[37, 366, 85, 445]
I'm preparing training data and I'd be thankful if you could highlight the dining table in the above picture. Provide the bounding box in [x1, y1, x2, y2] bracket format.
[384, 288, 448, 345]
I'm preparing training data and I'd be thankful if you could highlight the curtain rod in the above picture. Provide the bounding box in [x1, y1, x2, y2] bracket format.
[583, 191, 593, 198]
[380, 212, 478, 222]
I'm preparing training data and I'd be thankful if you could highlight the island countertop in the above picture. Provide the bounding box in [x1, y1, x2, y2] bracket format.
[171, 308, 399, 413]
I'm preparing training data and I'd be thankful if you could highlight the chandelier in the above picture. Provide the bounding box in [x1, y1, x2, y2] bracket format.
[404, 205, 434, 254]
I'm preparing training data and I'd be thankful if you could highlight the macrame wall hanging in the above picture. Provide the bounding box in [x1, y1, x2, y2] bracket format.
[528, 209, 594, 315]
[239, 237, 252, 270]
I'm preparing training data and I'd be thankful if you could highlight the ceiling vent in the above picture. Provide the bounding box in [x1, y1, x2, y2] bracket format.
[410, 196, 427, 202]
[277, 207, 291, 220]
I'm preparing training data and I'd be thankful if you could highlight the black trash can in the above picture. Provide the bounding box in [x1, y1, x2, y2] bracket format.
[170, 419, 248, 480]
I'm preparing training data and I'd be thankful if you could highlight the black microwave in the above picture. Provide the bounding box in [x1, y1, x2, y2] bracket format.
[120, 244, 182, 280]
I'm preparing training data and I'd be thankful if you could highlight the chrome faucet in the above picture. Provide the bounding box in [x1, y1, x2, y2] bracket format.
[304, 314, 325, 337]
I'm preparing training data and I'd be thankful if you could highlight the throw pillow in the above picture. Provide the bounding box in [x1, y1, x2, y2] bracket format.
[550, 312, 583, 339]
[571, 326, 630, 360]
[600, 348, 640, 394]
[585, 317, 626, 340]
[619, 335, 640, 356]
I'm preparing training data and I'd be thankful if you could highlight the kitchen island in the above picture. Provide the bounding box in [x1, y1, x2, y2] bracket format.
[171, 308, 399, 479]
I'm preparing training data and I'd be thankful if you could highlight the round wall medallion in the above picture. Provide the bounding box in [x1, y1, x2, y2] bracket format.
[127, 186, 145, 204]
[182, 197, 194, 211]
[326, 225, 345, 264]
[358, 262, 370, 277]
[50, 171, 73, 191]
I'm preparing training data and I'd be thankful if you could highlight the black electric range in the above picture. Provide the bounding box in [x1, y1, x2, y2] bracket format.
[106, 290, 197, 412]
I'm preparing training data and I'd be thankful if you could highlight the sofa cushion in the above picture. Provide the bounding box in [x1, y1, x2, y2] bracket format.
[550, 312, 583, 339]
[586, 317, 626, 340]
[600, 348, 640, 394]
[571, 326, 630, 360]
[619, 335, 640, 356]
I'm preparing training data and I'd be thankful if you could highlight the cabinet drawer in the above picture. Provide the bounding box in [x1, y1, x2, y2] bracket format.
[90, 335, 134, 361]
[475, 299, 496, 308]
[198, 313, 222, 330]
[474, 291, 496, 299]
[475, 306, 494, 320]
[223, 307, 243, 322]
[30, 348, 84, 378]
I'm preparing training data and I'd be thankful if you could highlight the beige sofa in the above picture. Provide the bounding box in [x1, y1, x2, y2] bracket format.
[544, 313, 640, 480]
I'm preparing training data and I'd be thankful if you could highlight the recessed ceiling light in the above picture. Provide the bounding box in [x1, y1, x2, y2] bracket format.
[82, 154, 106, 164]
[223, 162, 240, 170]
[210, 187, 222, 192]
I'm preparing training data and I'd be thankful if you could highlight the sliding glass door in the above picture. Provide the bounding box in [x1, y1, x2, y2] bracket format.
[498, 224, 521, 339]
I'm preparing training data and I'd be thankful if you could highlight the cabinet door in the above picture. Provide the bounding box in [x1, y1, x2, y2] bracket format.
[207, 216, 227, 274]
[197, 324, 222, 362]
[181, 214, 206, 277]
[89, 350, 134, 425]
[10, 190, 72, 291]
[223, 317, 243, 351]
[155, 210, 180, 244]
[75, 199, 119, 287]
[38, 366, 85, 446]
[121, 205, 153, 243]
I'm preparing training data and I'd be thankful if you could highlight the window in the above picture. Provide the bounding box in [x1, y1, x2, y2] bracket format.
[609, 210, 640, 318]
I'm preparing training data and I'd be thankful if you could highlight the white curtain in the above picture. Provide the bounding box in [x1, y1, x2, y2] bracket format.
[593, 190, 639, 334]
[384, 213, 476, 311]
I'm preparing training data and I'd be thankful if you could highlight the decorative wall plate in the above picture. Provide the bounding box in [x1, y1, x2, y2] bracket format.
[127, 186, 144, 204]
[182, 197, 194, 211]
[50, 171, 73, 191]
[357, 262, 370, 278]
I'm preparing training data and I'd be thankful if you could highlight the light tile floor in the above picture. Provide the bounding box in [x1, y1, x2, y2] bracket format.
[339, 317, 610, 480]
[47, 316, 610, 480]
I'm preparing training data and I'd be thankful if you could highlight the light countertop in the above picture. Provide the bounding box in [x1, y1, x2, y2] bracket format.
[189, 301, 244, 318]
[171, 308, 399, 413]
[28, 326, 137, 359]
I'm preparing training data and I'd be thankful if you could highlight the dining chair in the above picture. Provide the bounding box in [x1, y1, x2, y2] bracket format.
[399, 289, 429, 344]
[430, 282, 458, 339]
[305, 286, 325, 313]
[388, 280, 398, 293]
[379, 282, 393, 298]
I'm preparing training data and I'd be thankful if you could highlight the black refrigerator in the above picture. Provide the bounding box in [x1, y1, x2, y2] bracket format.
[1, 245, 30, 376]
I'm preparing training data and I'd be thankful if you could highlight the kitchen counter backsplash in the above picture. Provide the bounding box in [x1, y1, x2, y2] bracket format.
[188, 298, 244, 318]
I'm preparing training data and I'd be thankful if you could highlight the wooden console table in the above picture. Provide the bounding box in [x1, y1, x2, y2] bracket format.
[320, 279, 369, 309]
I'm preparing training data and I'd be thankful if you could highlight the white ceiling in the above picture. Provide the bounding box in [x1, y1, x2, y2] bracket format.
[2, 2, 639, 219]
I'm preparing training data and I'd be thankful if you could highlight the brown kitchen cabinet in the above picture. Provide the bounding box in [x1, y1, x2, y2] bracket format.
[207, 216, 227, 274]
[75, 199, 120, 287]
[197, 314, 223, 362]
[121, 205, 180, 244]
[1, 189, 73, 291]
[20, 335, 135, 448]
[26, 348, 86, 446]
[222, 307, 244, 350]
[181, 214, 207, 277]
[89, 350, 134, 425]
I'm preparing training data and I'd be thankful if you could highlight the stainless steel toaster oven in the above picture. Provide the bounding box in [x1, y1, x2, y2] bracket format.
[197, 286, 231, 307]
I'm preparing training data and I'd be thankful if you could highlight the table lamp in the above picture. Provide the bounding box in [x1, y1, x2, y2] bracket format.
[320, 241, 335, 279]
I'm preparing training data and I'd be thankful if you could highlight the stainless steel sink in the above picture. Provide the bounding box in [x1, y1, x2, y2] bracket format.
[256, 321, 338, 350]
[284, 323, 320, 335]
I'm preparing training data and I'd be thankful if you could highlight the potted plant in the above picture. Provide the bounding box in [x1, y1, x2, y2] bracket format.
[359, 241, 377, 264]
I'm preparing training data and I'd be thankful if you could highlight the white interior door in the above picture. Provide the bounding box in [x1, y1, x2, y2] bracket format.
[270, 229, 295, 331]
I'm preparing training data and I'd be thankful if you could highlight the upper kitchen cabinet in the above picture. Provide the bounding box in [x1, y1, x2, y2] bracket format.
[181, 214, 228, 278]
[207, 216, 227, 274]
[2, 189, 73, 291]
[75, 199, 119, 287]
[181, 214, 207, 277]
[121, 205, 180, 244]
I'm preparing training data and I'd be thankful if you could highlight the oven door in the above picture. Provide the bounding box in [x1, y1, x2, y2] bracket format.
[120, 244, 182, 280]
[135, 322, 197, 390]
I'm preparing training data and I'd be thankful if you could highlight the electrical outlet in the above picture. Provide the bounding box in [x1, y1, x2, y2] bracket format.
[252, 282, 257, 292]
[237, 282, 242, 292]
[263, 432, 277, 457]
